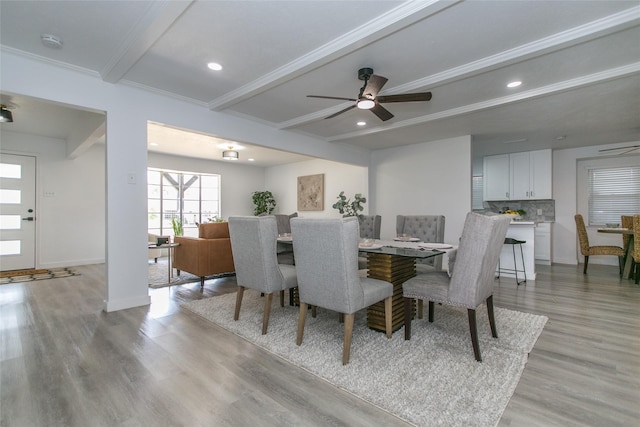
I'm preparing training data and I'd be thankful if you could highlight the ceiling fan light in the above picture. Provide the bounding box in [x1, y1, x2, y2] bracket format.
[222, 150, 239, 160]
[357, 99, 375, 110]
[0, 105, 13, 123]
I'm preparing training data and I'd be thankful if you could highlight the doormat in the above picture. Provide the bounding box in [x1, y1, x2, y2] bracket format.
[0, 267, 80, 284]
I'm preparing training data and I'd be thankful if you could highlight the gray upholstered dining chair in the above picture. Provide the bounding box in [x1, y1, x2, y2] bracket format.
[290, 217, 393, 365]
[396, 215, 445, 272]
[403, 212, 511, 362]
[359, 215, 381, 239]
[358, 215, 381, 270]
[228, 216, 298, 335]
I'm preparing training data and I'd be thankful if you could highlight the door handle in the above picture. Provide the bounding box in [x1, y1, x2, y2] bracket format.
[22, 217, 35, 221]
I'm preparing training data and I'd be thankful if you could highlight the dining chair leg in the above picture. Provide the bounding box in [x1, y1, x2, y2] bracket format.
[619, 256, 624, 276]
[234, 286, 245, 321]
[296, 302, 308, 345]
[338, 313, 344, 323]
[311, 305, 317, 318]
[428, 301, 435, 322]
[486, 295, 498, 338]
[280, 290, 285, 307]
[468, 308, 482, 362]
[403, 297, 413, 340]
[384, 296, 392, 339]
[261, 293, 273, 335]
[583, 256, 589, 274]
[417, 299, 423, 319]
[343, 313, 355, 365]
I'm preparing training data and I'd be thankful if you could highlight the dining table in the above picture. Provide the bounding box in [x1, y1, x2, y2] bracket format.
[597, 227, 634, 279]
[358, 239, 452, 333]
[277, 236, 454, 333]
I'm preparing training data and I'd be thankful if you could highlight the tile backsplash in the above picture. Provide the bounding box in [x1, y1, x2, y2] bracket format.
[483, 199, 555, 222]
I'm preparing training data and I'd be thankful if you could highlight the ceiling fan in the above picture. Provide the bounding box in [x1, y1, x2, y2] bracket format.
[306, 67, 432, 122]
[598, 145, 640, 155]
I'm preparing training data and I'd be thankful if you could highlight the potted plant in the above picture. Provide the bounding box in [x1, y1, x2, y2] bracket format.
[332, 191, 366, 218]
[252, 190, 277, 215]
[171, 217, 183, 237]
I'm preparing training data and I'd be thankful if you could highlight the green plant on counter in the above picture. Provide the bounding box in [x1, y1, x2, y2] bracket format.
[332, 191, 366, 218]
[252, 190, 277, 215]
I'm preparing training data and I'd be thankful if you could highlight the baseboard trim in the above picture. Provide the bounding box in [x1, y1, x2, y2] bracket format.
[104, 294, 150, 312]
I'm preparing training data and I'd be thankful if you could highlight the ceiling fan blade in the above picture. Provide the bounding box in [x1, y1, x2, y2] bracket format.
[370, 104, 394, 121]
[307, 95, 357, 102]
[325, 104, 356, 119]
[362, 74, 388, 99]
[377, 92, 432, 103]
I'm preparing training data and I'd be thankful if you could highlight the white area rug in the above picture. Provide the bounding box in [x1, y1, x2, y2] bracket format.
[182, 291, 547, 427]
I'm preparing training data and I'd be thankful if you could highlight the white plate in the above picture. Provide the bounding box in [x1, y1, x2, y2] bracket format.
[418, 243, 453, 249]
[393, 237, 420, 242]
[359, 243, 383, 249]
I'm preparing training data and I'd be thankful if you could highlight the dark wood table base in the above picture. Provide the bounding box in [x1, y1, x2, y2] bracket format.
[366, 252, 417, 332]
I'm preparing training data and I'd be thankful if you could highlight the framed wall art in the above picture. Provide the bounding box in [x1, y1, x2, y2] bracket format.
[297, 173, 324, 211]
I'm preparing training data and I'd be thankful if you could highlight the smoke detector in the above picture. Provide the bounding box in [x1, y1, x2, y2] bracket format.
[41, 34, 63, 49]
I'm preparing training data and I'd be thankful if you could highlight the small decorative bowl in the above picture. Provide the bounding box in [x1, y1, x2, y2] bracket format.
[360, 238, 374, 247]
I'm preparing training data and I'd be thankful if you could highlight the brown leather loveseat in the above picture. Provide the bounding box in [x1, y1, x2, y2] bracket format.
[174, 222, 235, 288]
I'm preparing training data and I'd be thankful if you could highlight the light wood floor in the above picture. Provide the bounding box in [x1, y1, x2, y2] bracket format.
[1, 262, 638, 426]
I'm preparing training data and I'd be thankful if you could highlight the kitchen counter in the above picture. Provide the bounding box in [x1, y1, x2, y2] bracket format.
[498, 221, 536, 281]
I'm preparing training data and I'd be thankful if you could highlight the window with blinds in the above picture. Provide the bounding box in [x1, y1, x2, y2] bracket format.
[588, 165, 640, 226]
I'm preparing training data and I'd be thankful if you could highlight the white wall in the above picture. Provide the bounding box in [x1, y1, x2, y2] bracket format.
[371, 136, 472, 242]
[1, 50, 370, 312]
[553, 141, 640, 266]
[0, 131, 106, 268]
[265, 158, 368, 217]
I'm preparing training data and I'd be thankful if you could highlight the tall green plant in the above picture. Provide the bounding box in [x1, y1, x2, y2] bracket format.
[171, 217, 183, 236]
[252, 190, 276, 215]
[332, 191, 366, 218]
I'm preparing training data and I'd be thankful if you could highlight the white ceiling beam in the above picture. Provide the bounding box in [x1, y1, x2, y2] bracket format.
[279, 6, 640, 131]
[207, 0, 462, 111]
[327, 62, 640, 142]
[100, 0, 194, 83]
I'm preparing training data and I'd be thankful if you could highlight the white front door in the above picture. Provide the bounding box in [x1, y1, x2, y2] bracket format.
[0, 154, 37, 271]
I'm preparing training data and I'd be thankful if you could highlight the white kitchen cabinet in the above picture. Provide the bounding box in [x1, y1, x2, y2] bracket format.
[535, 222, 552, 264]
[483, 154, 510, 201]
[510, 152, 531, 200]
[484, 149, 552, 201]
[530, 150, 552, 199]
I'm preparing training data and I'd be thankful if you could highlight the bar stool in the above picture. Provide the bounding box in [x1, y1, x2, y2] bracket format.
[497, 238, 527, 285]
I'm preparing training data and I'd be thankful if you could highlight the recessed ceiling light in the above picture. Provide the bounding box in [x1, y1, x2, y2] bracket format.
[41, 34, 63, 49]
[149, 142, 158, 146]
[248, 158, 255, 162]
[556, 135, 566, 140]
[507, 81, 522, 88]
[207, 62, 223, 71]
[357, 121, 366, 126]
